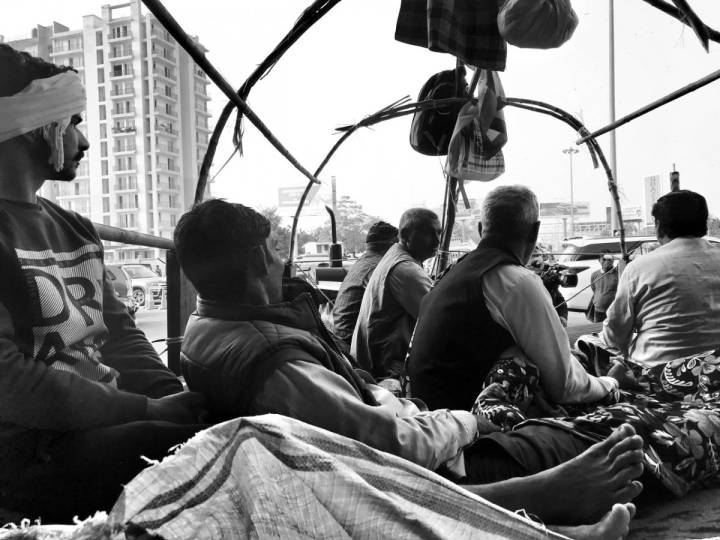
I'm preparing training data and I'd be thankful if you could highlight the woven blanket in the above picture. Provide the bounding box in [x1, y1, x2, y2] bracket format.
[109, 414, 565, 539]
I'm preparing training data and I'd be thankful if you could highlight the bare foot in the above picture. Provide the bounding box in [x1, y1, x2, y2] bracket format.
[531, 423, 644, 524]
[552, 503, 636, 540]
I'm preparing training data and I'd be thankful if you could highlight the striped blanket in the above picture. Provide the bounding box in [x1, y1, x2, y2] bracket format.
[109, 414, 565, 539]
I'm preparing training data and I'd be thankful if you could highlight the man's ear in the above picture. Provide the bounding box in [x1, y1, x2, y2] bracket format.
[248, 244, 269, 277]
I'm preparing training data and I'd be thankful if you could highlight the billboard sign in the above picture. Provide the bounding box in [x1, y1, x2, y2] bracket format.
[539, 201, 591, 218]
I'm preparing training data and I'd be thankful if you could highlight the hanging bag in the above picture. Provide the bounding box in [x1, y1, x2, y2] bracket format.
[497, 0, 578, 49]
[409, 66, 468, 156]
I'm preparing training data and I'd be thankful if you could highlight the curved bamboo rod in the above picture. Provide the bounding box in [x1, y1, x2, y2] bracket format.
[288, 96, 629, 266]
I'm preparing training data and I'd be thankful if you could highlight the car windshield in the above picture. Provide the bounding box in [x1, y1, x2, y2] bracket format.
[123, 265, 157, 278]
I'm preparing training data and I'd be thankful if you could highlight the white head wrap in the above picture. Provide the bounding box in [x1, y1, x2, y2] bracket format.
[0, 71, 86, 170]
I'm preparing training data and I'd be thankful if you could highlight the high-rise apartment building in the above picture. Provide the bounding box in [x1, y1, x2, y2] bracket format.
[5, 0, 211, 262]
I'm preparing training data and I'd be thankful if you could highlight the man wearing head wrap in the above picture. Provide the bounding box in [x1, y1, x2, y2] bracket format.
[331, 221, 398, 352]
[0, 44, 207, 522]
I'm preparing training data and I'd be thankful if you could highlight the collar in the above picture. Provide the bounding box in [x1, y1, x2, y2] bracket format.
[196, 292, 320, 333]
[477, 237, 525, 265]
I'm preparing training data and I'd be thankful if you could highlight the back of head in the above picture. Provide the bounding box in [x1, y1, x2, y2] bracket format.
[174, 199, 270, 301]
[480, 185, 539, 239]
[0, 43, 73, 97]
[398, 208, 439, 242]
[365, 221, 398, 252]
[652, 189, 708, 239]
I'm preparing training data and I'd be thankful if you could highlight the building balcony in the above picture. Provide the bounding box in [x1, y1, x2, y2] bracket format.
[153, 70, 177, 82]
[153, 89, 177, 102]
[196, 124, 212, 133]
[154, 108, 177, 120]
[114, 186, 137, 192]
[114, 166, 137, 173]
[50, 47, 83, 57]
[156, 164, 180, 173]
[108, 32, 132, 43]
[113, 147, 136, 154]
[112, 126, 137, 134]
[155, 124, 178, 137]
[111, 88, 134, 98]
[151, 30, 174, 46]
[111, 110, 136, 118]
[109, 52, 133, 61]
[151, 51, 176, 64]
[195, 105, 211, 116]
[109, 72, 133, 80]
[155, 145, 178, 155]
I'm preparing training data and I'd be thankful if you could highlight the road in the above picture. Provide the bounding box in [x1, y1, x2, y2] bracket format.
[134, 308, 169, 361]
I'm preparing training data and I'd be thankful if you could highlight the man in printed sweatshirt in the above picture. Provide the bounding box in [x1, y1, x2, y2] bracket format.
[0, 44, 206, 522]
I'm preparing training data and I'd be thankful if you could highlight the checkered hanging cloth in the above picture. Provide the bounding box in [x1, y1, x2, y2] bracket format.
[445, 69, 507, 182]
[395, 0, 507, 71]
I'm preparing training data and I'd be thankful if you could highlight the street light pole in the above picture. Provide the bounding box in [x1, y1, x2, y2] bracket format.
[562, 147, 580, 237]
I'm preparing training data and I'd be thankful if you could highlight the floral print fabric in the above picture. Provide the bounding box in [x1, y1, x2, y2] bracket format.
[472, 347, 720, 496]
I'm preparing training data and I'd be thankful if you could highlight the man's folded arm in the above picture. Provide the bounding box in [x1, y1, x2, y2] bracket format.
[0, 337, 148, 430]
[252, 358, 478, 471]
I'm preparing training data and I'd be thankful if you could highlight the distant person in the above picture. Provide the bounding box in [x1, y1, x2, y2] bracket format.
[587, 251, 618, 323]
[331, 221, 398, 352]
[155, 264, 163, 277]
[351, 208, 440, 392]
[602, 190, 720, 365]
[408, 185, 619, 412]
[0, 43, 206, 522]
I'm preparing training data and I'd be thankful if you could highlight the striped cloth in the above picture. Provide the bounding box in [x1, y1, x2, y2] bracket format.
[109, 414, 566, 539]
[395, 0, 507, 71]
[445, 70, 507, 182]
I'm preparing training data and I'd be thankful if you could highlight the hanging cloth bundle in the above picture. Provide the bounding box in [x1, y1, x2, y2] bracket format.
[497, 0, 579, 49]
[445, 69, 507, 182]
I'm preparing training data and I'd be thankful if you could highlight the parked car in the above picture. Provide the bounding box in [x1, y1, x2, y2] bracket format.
[106, 263, 166, 308]
[105, 265, 138, 317]
[559, 235, 720, 311]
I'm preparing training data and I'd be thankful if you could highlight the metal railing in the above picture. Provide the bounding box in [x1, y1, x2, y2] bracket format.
[95, 223, 195, 375]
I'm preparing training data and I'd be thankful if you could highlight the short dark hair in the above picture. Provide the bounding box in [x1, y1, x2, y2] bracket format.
[398, 208, 439, 242]
[174, 199, 271, 300]
[651, 190, 708, 239]
[0, 43, 74, 97]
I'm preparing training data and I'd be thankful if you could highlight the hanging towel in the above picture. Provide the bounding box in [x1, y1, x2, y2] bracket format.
[395, 0, 507, 71]
[445, 70, 507, 182]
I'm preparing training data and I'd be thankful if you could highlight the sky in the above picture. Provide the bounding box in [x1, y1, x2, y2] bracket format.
[4, 0, 720, 227]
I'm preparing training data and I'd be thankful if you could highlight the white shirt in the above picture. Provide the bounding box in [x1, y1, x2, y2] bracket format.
[602, 237, 720, 366]
[483, 264, 616, 404]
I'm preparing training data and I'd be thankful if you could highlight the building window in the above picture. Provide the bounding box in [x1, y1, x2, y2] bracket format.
[101, 160, 108, 175]
[100, 124, 107, 139]
[102, 197, 110, 212]
[97, 68, 104, 84]
[102, 177, 109, 194]
[96, 31, 103, 46]
[99, 105, 106, 121]
[98, 86, 105, 102]
[101, 142, 107, 158]
[97, 50, 104, 65]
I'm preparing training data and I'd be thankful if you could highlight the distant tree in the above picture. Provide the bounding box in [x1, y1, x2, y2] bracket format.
[260, 207, 290, 258]
[334, 196, 382, 255]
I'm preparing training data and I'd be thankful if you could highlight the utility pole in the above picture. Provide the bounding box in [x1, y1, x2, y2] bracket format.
[609, 0, 619, 231]
[331, 175, 337, 217]
[563, 147, 579, 237]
